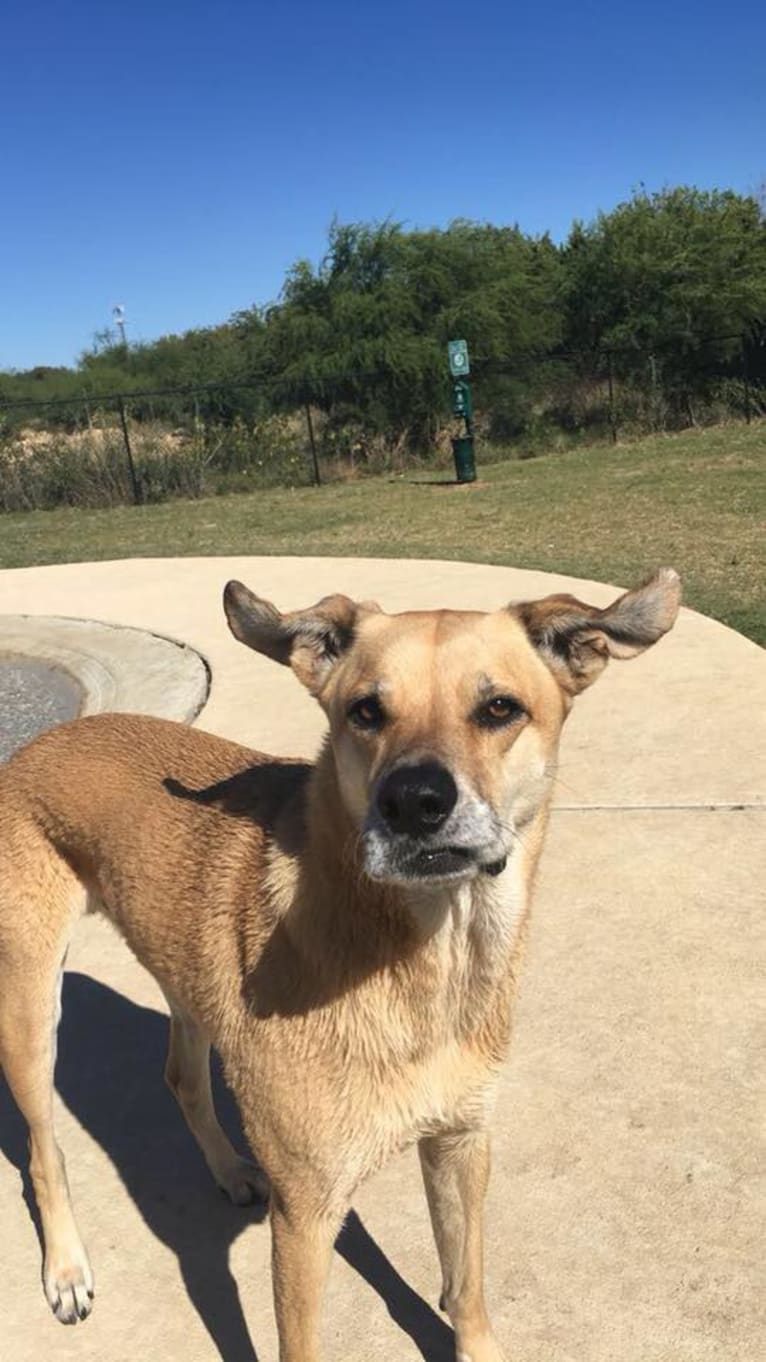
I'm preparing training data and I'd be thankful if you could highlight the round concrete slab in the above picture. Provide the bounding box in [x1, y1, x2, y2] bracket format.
[0, 555, 763, 1362]
[0, 615, 210, 732]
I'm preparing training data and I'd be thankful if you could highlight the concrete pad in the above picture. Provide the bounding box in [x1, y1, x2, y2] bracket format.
[1, 555, 764, 1362]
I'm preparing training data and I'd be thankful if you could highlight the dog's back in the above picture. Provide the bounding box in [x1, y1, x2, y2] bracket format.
[0, 714, 310, 1023]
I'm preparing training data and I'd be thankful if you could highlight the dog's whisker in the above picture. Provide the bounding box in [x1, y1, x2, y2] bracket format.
[495, 817, 533, 852]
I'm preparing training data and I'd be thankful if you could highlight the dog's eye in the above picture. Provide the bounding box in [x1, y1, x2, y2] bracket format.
[348, 695, 386, 731]
[475, 695, 526, 729]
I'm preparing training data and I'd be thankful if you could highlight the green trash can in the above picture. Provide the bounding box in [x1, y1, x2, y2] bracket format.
[452, 435, 477, 483]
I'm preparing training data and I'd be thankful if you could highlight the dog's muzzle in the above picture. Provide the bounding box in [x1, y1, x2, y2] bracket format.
[364, 762, 507, 884]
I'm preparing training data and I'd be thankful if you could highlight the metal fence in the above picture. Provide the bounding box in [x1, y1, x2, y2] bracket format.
[1, 333, 763, 511]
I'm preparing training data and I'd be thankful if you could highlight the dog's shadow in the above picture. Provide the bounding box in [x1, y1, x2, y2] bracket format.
[0, 973, 454, 1361]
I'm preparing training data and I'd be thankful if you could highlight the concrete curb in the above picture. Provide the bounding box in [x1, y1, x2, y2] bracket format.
[0, 615, 210, 723]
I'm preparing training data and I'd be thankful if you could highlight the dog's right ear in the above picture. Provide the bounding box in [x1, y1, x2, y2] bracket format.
[224, 581, 375, 694]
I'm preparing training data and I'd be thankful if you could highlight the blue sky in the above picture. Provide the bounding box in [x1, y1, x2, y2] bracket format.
[3, 0, 764, 370]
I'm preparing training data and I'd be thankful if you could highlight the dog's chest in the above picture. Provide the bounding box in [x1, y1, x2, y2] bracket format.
[230, 871, 526, 1184]
[353, 882, 524, 1155]
[350, 1013, 505, 1173]
[431, 871, 525, 1032]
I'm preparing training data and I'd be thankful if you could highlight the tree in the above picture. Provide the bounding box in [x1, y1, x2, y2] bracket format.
[260, 219, 562, 450]
[561, 187, 766, 404]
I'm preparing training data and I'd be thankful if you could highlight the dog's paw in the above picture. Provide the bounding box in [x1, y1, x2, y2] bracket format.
[217, 1155, 269, 1207]
[44, 1248, 94, 1324]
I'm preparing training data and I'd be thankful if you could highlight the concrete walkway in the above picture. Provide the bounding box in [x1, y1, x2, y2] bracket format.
[0, 557, 763, 1362]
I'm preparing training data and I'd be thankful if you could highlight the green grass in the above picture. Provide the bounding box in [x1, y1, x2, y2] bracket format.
[2, 423, 764, 645]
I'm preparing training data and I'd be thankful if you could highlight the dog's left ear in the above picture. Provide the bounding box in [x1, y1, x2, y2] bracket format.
[224, 581, 378, 694]
[514, 567, 682, 696]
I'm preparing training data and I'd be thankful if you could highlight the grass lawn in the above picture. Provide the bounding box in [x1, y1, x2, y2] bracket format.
[1, 423, 764, 646]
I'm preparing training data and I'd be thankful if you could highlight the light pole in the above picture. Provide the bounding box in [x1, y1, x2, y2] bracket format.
[112, 304, 127, 349]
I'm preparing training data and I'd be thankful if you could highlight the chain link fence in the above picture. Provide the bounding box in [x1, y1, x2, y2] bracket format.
[1, 334, 763, 512]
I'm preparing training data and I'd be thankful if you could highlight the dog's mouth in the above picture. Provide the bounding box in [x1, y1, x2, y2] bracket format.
[365, 838, 508, 884]
[412, 844, 475, 879]
[414, 845, 507, 878]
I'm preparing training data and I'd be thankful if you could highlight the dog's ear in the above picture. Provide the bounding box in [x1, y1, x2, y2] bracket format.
[514, 567, 681, 696]
[224, 581, 377, 694]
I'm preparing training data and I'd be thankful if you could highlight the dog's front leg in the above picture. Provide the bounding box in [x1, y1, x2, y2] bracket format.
[419, 1130, 505, 1362]
[270, 1196, 344, 1362]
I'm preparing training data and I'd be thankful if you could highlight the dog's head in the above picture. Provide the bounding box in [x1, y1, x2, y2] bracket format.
[224, 570, 681, 887]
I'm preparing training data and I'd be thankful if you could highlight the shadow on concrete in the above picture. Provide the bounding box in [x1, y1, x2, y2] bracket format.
[337, 1212, 454, 1361]
[0, 972, 454, 1362]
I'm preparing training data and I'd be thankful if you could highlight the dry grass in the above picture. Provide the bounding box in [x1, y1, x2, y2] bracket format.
[10, 423, 186, 455]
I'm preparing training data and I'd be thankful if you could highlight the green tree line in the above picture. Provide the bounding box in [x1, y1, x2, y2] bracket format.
[3, 186, 766, 450]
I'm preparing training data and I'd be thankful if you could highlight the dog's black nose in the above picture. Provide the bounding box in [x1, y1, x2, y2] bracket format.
[377, 762, 458, 838]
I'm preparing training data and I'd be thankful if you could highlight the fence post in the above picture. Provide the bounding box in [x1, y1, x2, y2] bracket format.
[117, 396, 142, 505]
[742, 336, 752, 425]
[606, 350, 617, 444]
[304, 403, 321, 486]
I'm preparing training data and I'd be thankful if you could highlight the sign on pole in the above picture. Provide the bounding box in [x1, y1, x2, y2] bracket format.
[447, 340, 477, 482]
[448, 339, 470, 378]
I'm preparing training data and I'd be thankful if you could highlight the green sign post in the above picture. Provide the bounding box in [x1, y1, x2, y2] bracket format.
[448, 339, 477, 482]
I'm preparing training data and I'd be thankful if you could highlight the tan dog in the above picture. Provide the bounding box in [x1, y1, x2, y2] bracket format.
[0, 568, 681, 1361]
